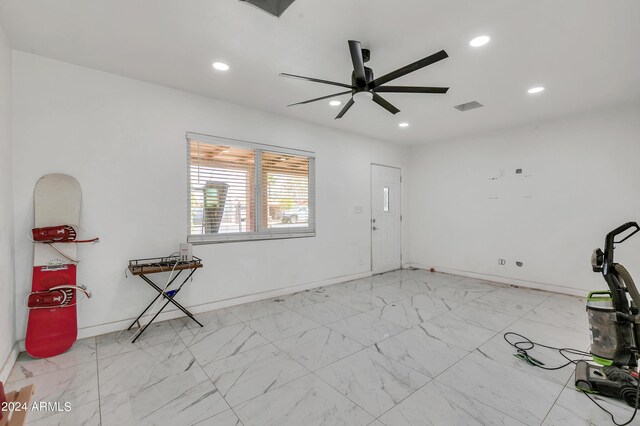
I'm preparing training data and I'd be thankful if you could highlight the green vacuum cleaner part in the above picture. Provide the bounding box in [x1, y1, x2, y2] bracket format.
[592, 355, 614, 366]
[587, 290, 613, 302]
[514, 353, 545, 367]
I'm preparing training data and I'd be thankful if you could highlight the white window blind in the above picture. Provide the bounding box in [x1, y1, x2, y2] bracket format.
[187, 133, 315, 243]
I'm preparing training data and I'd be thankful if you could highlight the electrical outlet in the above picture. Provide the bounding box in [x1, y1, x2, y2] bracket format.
[498, 259, 506, 265]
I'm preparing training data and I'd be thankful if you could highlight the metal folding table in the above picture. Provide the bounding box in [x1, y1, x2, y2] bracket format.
[127, 255, 203, 343]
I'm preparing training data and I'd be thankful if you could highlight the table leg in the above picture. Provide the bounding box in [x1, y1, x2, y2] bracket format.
[129, 269, 204, 342]
[126, 271, 184, 331]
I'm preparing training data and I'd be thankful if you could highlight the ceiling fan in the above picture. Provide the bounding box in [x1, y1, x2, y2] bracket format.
[280, 40, 450, 119]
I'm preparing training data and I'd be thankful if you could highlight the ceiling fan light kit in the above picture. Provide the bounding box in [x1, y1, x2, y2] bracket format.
[352, 91, 373, 103]
[281, 40, 450, 119]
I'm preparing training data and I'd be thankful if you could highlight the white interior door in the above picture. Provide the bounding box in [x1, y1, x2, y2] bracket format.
[371, 164, 401, 274]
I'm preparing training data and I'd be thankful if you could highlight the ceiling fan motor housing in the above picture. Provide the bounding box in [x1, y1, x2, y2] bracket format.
[352, 67, 374, 91]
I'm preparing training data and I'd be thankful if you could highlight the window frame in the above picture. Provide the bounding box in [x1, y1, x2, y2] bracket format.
[186, 132, 316, 244]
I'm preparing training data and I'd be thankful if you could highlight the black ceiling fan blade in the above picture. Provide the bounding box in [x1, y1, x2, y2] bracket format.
[335, 98, 355, 119]
[348, 40, 366, 85]
[370, 50, 449, 88]
[280, 73, 353, 89]
[287, 90, 352, 107]
[372, 93, 400, 115]
[374, 86, 449, 94]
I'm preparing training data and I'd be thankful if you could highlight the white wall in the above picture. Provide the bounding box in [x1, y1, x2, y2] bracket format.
[12, 52, 409, 340]
[0, 24, 16, 381]
[13, 50, 636, 347]
[407, 103, 640, 296]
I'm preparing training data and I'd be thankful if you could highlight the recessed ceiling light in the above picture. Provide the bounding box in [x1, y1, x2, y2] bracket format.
[528, 86, 545, 94]
[470, 35, 490, 47]
[398, 122, 410, 128]
[329, 100, 342, 107]
[212, 62, 230, 71]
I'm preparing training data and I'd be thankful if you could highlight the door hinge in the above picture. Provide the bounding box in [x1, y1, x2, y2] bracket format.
[400, 215, 403, 221]
[400, 176, 403, 183]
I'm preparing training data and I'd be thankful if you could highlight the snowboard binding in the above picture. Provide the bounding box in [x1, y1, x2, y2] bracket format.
[30, 224, 99, 244]
[27, 284, 91, 309]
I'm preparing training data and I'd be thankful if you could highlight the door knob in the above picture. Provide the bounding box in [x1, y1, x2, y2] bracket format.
[372, 226, 378, 231]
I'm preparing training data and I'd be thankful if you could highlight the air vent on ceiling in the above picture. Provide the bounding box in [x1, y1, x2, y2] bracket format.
[239, 0, 296, 17]
[454, 101, 484, 112]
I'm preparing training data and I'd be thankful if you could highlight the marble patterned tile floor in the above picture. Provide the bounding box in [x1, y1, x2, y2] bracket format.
[6, 269, 635, 425]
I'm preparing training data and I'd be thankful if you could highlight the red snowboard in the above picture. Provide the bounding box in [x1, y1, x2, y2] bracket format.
[26, 174, 89, 358]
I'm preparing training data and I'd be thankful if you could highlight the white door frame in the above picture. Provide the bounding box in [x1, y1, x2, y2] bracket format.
[370, 163, 402, 274]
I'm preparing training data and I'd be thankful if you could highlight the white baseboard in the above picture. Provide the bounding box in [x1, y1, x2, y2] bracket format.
[408, 263, 587, 297]
[16, 270, 374, 344]
[0, 343, 19, 383]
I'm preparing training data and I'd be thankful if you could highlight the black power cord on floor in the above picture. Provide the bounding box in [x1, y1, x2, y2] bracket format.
[503, 332, 640, 426]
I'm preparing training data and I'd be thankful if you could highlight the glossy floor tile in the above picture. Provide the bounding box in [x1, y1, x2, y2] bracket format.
[328, 291, 391, 312]
[169, 307, 241, 337]
[245, 309, 320, 341]
[234, 374, 374, 426]
[437, 352, 564, 426]
[416, 315, 497, 351]
[441, 303, 520, 332]
[468, 292, 539, 317]
[97, 336, 196, 397]
[366, 297, 442, 328]
[315, 346, 430, 417]
[194, 409, 242, 426]
[273, 326, 364, 371]
[29, 400, 101, 426]
[428, 285, 493, 304]
[277, 288, 332, 309]
[374, 326, 469, 377]
[385, 277, 447, 293]
[522, 294, 589, 334]
[202, 343, 309, 407]
[363, 285, 419, 304]
[96, 321, 178, 360]
[100, 368, 228, 426]
[8, 362, 99, 422]
[490, 287, 551, 305]
[395, 292, 463, 317]
[8, 337, 97, 383]
[378, 380, 526, 426]
[293, 299, 361, 324]
[327, 312, 405, 346]
[6, 269, 616, 425]
[185, 323, 268, 365]
[225, 298, 288, 322]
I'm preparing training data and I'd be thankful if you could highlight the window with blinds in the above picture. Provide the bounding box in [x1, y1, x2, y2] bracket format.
[187, 133, 315, 243]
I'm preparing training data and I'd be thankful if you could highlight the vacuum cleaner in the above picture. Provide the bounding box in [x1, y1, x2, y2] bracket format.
[575, 222, 640, 407]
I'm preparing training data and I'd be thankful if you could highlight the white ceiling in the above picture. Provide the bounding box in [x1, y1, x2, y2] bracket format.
[1, 0, 639, 144]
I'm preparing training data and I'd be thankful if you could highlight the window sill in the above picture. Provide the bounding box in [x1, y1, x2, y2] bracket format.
[188, 231, 316, 244]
